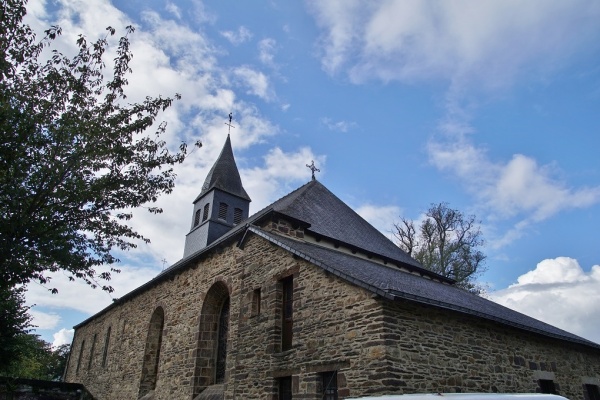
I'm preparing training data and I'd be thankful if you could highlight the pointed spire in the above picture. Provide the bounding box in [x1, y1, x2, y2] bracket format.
[194, 135, 251, 202]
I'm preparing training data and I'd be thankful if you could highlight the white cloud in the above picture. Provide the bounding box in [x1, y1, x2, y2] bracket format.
[428, 133, 600, 248]
[490, 257, 600, 344]
[29, 309, 61, 330]
[243, 147, 326, 212]
[232, 66, 274, 101]
[307, 1, 600, 89]
[321, 117, 357, 133]
[26, 264, 161, 316]
[258, 38, 277, 67]
[53, 328, 74, 348]
[220, 26, 253, 45]
[355, 204, 401, 237]
[165, 2, 181, 20]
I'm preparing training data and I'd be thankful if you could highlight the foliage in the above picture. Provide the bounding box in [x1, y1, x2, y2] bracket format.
[0, 0, 201, 294]
[394, 202, 487, 293]
[0, 333, 70, 380]
[0, 286, 32, 371]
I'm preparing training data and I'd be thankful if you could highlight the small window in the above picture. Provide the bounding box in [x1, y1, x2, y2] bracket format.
[234, 208, 243, 225]
[102, 327, 111, 368]
[76, 340, 85, 375]
[194, 209, 201, 226]
[88, 334, 97, 370]
[218, 202, 228, 220]
[539, 379, 557, 394]
[252, 288, 261, 316]
[585, 384, 600, 400]
[202, 203, 210, 222]
[281, 276, 293, 351]
[279, 376, 292, 400]
[322, 371, 338, 400]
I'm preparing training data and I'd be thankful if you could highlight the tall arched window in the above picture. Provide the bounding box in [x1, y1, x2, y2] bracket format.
[193, 282, 230, 397]
[215, 297, 230, 384]
[139, 307, 165, 398]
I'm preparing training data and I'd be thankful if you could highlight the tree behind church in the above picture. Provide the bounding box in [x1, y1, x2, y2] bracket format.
[394, 203, 487, 294]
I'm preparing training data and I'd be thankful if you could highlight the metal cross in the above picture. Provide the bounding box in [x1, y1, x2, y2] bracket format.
[161, 258, 167, 270]
[225, 112, 235, 135]
[306, 160, 320, 181]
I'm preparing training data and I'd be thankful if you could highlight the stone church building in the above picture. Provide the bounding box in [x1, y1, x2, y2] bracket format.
[64, 136, 600, 400]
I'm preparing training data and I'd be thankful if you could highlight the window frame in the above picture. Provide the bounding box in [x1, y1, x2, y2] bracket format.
[322, 370, 338, 400]
[281, 276, 294, 351]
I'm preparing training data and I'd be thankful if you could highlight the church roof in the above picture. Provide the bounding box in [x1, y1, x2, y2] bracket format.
[253, 179, 429, 273]
[194, 135, 251, 202]
[242, 226, 600, 350]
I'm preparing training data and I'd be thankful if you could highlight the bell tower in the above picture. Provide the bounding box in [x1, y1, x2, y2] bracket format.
[183, 133, 251, 257]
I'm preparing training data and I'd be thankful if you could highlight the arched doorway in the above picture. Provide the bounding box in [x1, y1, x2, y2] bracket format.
[139, 306, 164, 398]
[193, 282, 230, 397]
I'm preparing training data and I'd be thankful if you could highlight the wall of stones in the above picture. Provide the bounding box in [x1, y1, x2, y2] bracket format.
[64, 229, 390, 400]
[379, 300, 600, 399]
[64, 241, 243, 399]
[226, 233, 387, 400]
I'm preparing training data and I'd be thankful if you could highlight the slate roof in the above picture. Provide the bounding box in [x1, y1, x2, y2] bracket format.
[243, 226, 600, 350]
[254, 179, 426, 270]
[194, 135, 251, 202]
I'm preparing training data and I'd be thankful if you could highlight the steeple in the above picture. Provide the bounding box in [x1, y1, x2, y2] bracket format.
[195, 135, 250, 202]
[183, 134, 251, 257]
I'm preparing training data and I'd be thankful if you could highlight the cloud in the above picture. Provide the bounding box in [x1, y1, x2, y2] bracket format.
[490, 257, 600, 344]
[53, 328, 74, 348]
[258, 38, 277, 67]
[321, 117, 357, 133]
[355, 204, 401, 237]
[165, 2, 181, 20]
[220, 26, 253, 45]
[232, 66, 274, 101]
[428, 133, 600, 248]
[26, 264, 161, 316]
[29, 309, 61, 330]
[307, 1, 600, 89]
[243, 147, 326, 211]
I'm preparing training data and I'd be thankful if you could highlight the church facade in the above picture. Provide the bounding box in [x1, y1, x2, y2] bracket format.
[64, 136, 600, 400]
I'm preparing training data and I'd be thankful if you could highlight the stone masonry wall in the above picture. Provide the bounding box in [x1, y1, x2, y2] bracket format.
[379, 300, 600, 400]
[64, 241, 243, 399]
[64, 232, 389, 399]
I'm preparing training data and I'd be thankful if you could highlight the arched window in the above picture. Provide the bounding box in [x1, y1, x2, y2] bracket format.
[215, 297, 230, 384]
[193, 282, 230, 397]
[139, 307, 165, 398]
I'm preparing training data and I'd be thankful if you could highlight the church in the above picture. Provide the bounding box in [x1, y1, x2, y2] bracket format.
[64, 135, 600, 400]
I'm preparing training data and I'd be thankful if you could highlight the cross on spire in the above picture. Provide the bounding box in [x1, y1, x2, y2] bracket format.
[306, 160, 320, 181]
[225, 112, 235, 135]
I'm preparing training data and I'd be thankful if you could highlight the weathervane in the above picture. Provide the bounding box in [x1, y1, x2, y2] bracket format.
[306, 160, 320, 181]
[225, 112, 235, 135]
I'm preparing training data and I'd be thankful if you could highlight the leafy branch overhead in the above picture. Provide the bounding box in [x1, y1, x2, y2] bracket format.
[394, 203, 487, 294]
[0, 0, 201, 293]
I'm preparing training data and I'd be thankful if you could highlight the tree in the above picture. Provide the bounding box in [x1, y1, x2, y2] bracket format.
[0, 286, 32, 371]
[0, 0, 201, 294]
[0, 333, 70, 380]
[394, 203, 487, 293]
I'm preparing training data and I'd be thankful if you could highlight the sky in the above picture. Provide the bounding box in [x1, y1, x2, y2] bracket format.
[21, 0, 600, 347]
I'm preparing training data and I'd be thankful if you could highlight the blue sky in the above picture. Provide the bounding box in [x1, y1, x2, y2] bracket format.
[23, 0, 600, 347]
